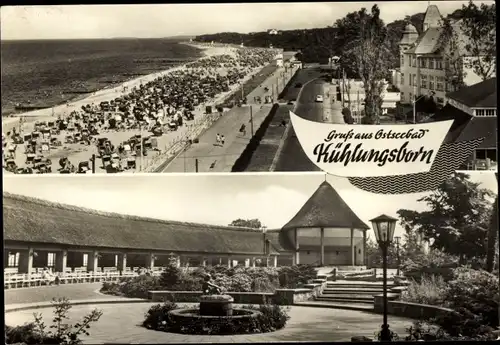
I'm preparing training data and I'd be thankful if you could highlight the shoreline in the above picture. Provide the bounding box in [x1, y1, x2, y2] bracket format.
[1, 42, 231, 133]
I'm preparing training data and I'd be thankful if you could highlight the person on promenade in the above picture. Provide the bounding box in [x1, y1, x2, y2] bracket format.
[220, 135, 225, 146]
[216, 133, 221, 146]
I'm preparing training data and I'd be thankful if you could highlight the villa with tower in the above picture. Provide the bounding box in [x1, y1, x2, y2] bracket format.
[396, 3, 494, 118]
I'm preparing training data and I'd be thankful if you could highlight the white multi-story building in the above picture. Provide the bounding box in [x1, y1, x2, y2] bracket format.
[398, 4, 495, 108]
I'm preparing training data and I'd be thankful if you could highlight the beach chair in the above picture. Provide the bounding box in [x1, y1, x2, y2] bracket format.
[25, 153, 36, 165]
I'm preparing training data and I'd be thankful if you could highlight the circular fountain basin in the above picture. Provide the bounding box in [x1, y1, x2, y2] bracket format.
[199, 294, 234, 316]
[168, 308, 262, 332]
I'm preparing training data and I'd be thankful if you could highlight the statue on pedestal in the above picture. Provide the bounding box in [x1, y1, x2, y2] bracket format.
[202, 274, 222, 295]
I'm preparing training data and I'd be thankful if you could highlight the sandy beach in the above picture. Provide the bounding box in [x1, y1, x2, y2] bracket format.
[2, 43, 278, 174]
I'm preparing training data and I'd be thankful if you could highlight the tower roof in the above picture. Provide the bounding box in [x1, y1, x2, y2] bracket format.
[423, 4, 442, 29]
[282, 181, 370, 230]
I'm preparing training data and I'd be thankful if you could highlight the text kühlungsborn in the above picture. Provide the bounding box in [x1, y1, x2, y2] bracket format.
[313, 141, 434, 167]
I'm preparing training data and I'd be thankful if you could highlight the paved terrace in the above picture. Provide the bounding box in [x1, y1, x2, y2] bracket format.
[5, 283, 414, 343]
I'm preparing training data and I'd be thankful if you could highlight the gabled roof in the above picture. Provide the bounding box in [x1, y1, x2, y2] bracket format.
[3, 193, 279, 255]
[281, 181, 369, 230]
[446, 78, 497, 108]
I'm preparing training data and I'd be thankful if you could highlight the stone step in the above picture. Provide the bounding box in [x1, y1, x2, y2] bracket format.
[295, 300, 375, 312]
[326, 283, 396, 289]
[315, 296, 374, 305]
[318, 294, 374, 301]
[322, 289, 382, 295]
[323, 286, 384, 292]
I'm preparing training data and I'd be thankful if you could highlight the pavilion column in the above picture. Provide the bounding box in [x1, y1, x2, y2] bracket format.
[350, 228, 355, 266]
[202, 258, 208, 267]
[272, 255, 278, 268]
[252, 258, 256, 268]
[55, 250, 68, 274]
[294, 228, 300, 265]
[87, 251, 99, 272]
[18, 248, 34, 276]
[320, 228, 325, 266]
[227, 256, 232, 268]
[176, 256, 181, 268]
[117, 253, 127, 273]
[146, 253, 155, 270]
[363, 230, 367, 267]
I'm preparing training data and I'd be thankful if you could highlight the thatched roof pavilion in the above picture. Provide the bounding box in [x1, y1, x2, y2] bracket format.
[280, 181, 370, 266]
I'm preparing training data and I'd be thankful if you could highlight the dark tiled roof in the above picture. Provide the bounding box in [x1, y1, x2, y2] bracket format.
[426, 104, 473, 143]
[447, 78, 497, 108]
[454, 117, 498, 149]
[281, 181, 369, 231]
[3, 193, 278, 255]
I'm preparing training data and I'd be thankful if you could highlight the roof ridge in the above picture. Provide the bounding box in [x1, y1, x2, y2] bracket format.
[3, 192, 263, 233]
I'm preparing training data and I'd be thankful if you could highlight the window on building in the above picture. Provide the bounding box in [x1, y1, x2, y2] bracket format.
[401, 73, 405, 85]
[412, 74, 416, 86]
[421, 75, 427, 89]
[409, 93, 413, 101]
[436, 76, 444, 91]
[400, 54, 404, 66]
[476, 149, 497, 161]
[419, 58, 425, 68]
[411, 55, 416, 67]
[436, 58, 443, 69]
[83, 253, 88, 267]
[7, 252, 19, 267]
[486, 109, 496, 116]
[476, 109, 485, 116]
[401, 92, 405, 102]
[430, 58, 435, 69]
[47, 253, 55, 267]
[429, 76, 435, 90]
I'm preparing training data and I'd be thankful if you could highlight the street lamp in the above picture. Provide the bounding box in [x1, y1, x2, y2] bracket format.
[370, 214, 398, 342]
[395, 236, 401, 277]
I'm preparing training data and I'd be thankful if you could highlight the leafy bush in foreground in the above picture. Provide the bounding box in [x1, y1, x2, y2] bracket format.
[5, 297, 103, 345]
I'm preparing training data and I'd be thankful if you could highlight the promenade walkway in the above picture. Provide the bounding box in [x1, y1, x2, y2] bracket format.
[5, 283, 414, 343]
[160, 66, 298, 173]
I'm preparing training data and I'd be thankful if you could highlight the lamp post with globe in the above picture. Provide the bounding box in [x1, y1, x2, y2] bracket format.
[370, 214, 398, 342]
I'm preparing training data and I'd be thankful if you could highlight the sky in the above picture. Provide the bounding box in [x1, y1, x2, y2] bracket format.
[3, 172, 497, 241]
[0, 1, 493, 40]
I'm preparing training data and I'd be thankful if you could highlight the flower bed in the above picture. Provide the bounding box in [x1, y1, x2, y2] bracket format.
[385, 266, 499, 341]
[142, 301, 290, 335]
[100, 263, 318, 299]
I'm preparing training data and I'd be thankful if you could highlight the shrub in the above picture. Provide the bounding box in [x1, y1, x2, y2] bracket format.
[142, 302, 178, 330]
[401, 250, 459, 282]
[400, 275, 447, 306]
[5, 323, 43, 344]
[159, 255, 182, 288]
[278, 265, 316, 288]
[441, 267, 499, 330]
[5, 297, 103, 345]
[122, 275, 161, 299]
[383, 320, 496, 341]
